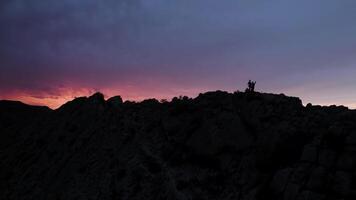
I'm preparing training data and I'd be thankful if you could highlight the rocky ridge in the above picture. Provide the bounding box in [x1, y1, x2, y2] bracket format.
[1, 91, 356, 200]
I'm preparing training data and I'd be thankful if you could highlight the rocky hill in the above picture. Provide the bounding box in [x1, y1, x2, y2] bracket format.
[1, 91, 356, 200]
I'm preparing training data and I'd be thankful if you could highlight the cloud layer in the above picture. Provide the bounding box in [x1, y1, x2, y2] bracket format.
[1, 0, 356, 108]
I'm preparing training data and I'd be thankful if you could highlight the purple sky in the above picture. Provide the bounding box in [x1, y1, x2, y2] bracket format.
[1, 0, 356, 108]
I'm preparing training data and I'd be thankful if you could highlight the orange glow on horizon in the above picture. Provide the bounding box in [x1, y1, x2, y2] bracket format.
[1, 88, 355, 110]
[0, 88, 97, 109]
[0, 86, 209, 109]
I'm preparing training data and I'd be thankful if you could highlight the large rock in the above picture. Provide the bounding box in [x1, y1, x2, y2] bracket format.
[1, 91, 356, 200]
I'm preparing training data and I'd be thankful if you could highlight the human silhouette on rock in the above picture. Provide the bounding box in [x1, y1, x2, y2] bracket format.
[246, 80, 256, 92]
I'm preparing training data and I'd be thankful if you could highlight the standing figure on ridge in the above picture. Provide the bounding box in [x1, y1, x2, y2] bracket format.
[246, 80, 256, 92]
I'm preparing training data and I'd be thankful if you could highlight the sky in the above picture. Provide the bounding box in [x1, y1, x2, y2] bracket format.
[1, 0, 356, 108]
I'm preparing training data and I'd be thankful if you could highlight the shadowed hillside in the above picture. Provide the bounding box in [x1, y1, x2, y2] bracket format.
[1, 91, 356, 200]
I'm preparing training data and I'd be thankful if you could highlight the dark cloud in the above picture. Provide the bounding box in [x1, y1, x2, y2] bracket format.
[1, 0, 356, 107]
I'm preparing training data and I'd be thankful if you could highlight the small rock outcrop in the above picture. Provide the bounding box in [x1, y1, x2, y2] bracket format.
[107, 95, 123, 107]
[1, 91, 356, 200]
[88, 92, 105, 104]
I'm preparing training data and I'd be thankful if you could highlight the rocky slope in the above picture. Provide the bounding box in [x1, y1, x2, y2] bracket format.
[1, 91, 356, 200]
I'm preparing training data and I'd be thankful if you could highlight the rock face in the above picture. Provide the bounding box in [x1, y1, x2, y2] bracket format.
[1, 91, 356, 200]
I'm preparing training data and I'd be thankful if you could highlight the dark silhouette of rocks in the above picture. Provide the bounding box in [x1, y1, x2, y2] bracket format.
[1, 91, 356, 200]
[107, 95, 123, 107]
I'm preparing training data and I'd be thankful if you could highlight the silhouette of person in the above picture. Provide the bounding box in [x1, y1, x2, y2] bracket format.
[247, 80, 256, 92]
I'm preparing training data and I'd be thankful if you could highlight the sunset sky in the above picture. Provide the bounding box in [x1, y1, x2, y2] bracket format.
[1, 0, 356, 109]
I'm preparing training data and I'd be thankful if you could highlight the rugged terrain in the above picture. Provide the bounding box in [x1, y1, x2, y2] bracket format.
[1, 91, 356, 200]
